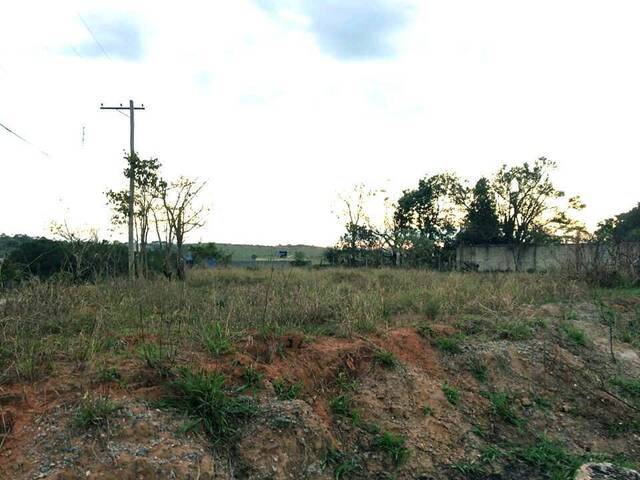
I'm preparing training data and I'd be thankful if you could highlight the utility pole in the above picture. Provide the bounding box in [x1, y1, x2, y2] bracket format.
[100, 100, 145, 279]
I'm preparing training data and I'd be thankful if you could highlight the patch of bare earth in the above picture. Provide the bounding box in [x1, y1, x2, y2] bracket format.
[1, 302, 640, 479]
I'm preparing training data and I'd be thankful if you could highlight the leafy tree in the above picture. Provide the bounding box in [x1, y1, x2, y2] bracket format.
[189, 243, 231, 267]
[394, 173, 466, 246]
[595, 203, 640, 243]
[105, 156, 165, 277]
[492, 157, 586, 246]
[457, 177, 501, 244]
[393, 173, 466, 267]
[491, 157, 586, 269]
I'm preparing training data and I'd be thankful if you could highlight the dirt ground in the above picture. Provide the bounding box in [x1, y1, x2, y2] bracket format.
[1, 300, 640, 479]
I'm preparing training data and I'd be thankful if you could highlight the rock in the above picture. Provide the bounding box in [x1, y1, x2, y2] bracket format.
[520, 397, 533, 407]
[575, 463, 640, 479]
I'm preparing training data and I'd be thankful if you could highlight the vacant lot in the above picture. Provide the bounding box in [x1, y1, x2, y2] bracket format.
[1, 269, 639, 479]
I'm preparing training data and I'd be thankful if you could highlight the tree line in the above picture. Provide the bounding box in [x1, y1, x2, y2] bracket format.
[327, 157, 639, 268]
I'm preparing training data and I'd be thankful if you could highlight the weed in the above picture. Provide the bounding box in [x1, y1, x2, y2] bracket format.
[496, 320, 534, 341]
[373, 431, 409, 465]
[241, 366, 263, 389]
[163, 368, 256, 444]
[442, 383, 460, 406]
[611, 376, 640, 398]
[74, 396, 122, 430]
[452, 461, 487, 477]
[330, 394, 361, 424]
[374, 350, 398, 369]
[479, 444, 505, 463]
[533, 395, 552, 410]
[421, 405, 432, 416]
[335, 370, 358, 391]
[433, 335, 463, 354]
[200, 322, 232, 356]
[416, 323, 434, 338]
[95, 366, 122, 384]
[515, 436, 582, 480]
[137, 342, 176, 377]
[324, 449, 362, 479]
[561, 323, 588, 346]
[273, 378, 303, 400]
[422, 297, 441, 319]
[484, 391, 522, 426]
[466, 357, 488, 382]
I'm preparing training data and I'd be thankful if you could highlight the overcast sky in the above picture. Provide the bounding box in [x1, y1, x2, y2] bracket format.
[1, 0, 639, 246]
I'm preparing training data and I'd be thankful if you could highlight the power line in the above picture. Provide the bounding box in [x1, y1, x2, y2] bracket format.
[77, 13, 112, 61]
[0, 120, 50, 157]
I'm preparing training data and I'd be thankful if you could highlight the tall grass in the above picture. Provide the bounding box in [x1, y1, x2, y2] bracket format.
[0, 269, 587, 384]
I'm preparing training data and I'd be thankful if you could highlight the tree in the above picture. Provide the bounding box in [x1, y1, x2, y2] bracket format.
[50, 221, 99, 282]
[595, 203, 640, 243]
[160, 176, 208, 280]
[393, 173, 466, 267]
[106, 156, 165, 278]
[491, 157, 586, 269]
[334, 184, 378, 266]
[492, 157, 585, 246]
[189, 243, 231, 267]
[458, 177, 501, 245]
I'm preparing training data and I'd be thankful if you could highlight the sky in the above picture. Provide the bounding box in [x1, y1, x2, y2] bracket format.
[1, 0, 639, 247]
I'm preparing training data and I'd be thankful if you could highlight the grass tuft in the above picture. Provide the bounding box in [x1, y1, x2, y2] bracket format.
[442, 383, 460, 406]
[372, 431, 409, 465]
[273, 378, 303, 400]
[74, 396, 122, 430]
[162, 368, 257, 444]
[560, 323, 588, 346]
[373, 350, 398, 369]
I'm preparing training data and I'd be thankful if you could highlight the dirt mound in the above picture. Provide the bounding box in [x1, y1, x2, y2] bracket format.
[1, 302, 640, 479]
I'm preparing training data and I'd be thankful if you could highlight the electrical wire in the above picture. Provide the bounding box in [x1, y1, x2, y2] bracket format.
[77, 13, 112, 61]
[0, 120, 50, 157]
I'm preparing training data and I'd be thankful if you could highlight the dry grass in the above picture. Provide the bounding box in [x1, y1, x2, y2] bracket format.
[0, 268, 588, 384]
